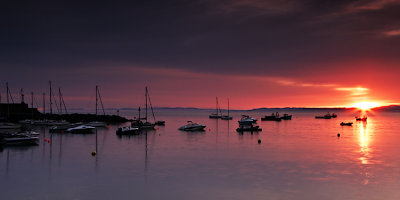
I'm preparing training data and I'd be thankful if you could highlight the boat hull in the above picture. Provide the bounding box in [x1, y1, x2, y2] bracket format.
[116, 127, 139, 135]
[340, 122, 353, 126]
[221, 116, 232, 120]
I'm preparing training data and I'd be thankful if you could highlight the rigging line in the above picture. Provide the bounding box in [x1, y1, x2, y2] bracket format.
[62, 94, 68, 114]
[59, 88, 68, 114]
[52, 93, 60, 114]
[33, 95, 40, 108]
[147, 89, 156, 121]
[97, 88, 106, 115]
[8, 88, 15, 104]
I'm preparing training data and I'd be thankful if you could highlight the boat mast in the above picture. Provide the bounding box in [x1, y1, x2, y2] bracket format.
[59, 88, 62, 114]
[42, 92, 46, 114]
[95, 85, 98, 116]
[31, 92, 34, 119]
[20, 88, 24, 103]
[215, 96, 218, 114]
[228, 98, 230, 117]
[6, 82, 9, 119]
[145, 87, 148, 122]
[147, 88, 156, 122]
[96, 86, 105, 116]
[5, 82, 15, 119]
[49, 81, 52, 114]
[59, 88, 68, 114]
[138, 107, 141, 120]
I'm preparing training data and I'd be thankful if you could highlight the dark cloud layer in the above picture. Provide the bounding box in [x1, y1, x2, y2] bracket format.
[1, 0, 400, 108]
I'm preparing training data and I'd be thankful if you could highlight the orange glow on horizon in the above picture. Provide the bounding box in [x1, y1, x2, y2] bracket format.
[351, 102, 381, 111]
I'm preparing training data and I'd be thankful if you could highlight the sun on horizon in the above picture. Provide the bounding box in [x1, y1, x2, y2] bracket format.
[351, 102, 381, 110]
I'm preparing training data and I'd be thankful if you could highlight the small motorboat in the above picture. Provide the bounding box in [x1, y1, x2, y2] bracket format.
[67, 125, 95, 133]
[179, 121, 206, 131]
[85, 121, 107, 127]
[238, 115, 257, 125]
[1, 133, 39, 146]
[331, 113, 337, 118]
[340, 122, 353, 126]
[116, 126, 139, 135]
[49, 123, 83, 133]
[280, 114, 292, 120]
[261, 112, 281, 121]
[355, 116, 367, 121]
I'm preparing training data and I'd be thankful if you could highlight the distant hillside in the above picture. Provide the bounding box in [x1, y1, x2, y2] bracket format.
[374, 105, 400, 112]
[250, 107, 350, 111]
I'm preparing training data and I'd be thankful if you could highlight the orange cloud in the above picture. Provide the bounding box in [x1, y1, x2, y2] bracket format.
[347, 0, 400, 11]
[335, 87, 369, 96]
[383, 29, 400, 37]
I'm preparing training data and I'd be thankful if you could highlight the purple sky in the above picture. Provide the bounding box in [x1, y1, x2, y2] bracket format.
[1, 0, 400, 110]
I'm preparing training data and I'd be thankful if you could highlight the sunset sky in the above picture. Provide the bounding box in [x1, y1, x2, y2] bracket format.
[1, 0, 400, 110]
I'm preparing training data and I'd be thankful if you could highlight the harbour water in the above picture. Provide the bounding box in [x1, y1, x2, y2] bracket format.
[1, 109, 400, 199]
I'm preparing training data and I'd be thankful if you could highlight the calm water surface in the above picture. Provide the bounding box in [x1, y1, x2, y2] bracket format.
[1, 110, 400, 200]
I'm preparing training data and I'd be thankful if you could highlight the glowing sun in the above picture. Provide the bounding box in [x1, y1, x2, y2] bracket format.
[352, 102, 380, 110]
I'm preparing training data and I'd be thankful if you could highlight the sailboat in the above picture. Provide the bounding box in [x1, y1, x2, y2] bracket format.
[86, 86, 106, 127]
[131, 87, 156, 130]
[209, 97, 222, 118]
[221, 98, 232, 120]
[146, 87, 165, 126]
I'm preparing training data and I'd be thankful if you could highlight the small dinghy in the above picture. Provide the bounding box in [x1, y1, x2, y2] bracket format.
[315, 113, 332, 119]
[261, 112, 281, 121]
[281, 114, 292, 120]
[355, 116, 367, 121]
[340, 122, 353, 126]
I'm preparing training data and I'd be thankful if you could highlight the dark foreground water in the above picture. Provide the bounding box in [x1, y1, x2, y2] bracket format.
[1, 109, 400, 200]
